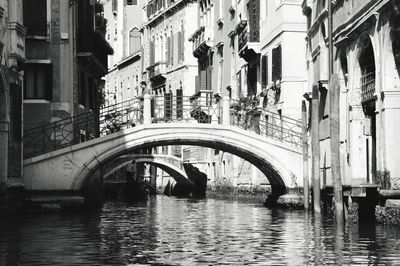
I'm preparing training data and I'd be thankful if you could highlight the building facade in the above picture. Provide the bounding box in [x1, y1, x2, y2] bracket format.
[22, 0, 111, 137]
[103, 0, 144, 106]
[0, 0, 26, 202]
[190, 0, 307, 189]
[142, 0, 198, 96]
[303, 0, 400, 188]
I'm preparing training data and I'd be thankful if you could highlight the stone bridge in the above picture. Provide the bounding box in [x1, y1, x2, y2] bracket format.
[103, 154, 190, 185]
[23, 94, 305, 198]
[23, 123, 303, 197]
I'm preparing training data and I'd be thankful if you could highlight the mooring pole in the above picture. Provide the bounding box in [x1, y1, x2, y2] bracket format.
[302, 100, 310, 210]
[312, 84, 321, 214]
[329, 74, 344, 224]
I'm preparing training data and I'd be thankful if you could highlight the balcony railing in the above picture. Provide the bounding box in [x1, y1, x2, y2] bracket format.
[147, 61, 167, 79]
[361, 72, 375, 103]
[191, 26, 213, 58]
[238, 28, 250, 52]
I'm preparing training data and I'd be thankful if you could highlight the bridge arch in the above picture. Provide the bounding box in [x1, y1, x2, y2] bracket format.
[71, 124, 302, 196]
[103, 154, 191, 185]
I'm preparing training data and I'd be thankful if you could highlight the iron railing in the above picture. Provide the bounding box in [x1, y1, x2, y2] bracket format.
[230, 99, 302, 146]
[23, 111, 99, 159]
[23, 98, 143, 158]
[23, 94, 302, 159]
[99, 97, 143, 136]
[152, 94, 221, 124]
[361, 72, 375, 103]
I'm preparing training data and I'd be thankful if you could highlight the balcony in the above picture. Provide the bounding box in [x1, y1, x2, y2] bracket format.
[190, 26, 214, 59]
[7, 22, 27, 71]
[147, 61, 167, 83]
[236, 21, 260, 62]
[77, 1, 113, 78]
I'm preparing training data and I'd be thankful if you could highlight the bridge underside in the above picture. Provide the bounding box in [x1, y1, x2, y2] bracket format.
[103, 154, 191, 185]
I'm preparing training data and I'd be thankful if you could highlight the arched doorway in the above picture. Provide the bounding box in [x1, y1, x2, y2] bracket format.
[358, 35, 376, 183]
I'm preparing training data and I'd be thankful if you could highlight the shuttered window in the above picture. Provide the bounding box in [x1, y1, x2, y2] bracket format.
[129, 28, 141, 54]
[166, 37, 171, 65]
[262, 55, 268, 88]
[23, 0, 47, 36]
[272, 45, 282, 82]
[181, 26, 185, 61]
[177, 31, 182, 62]
[150, 40, 155, 65]
[170, 32, 174, 65]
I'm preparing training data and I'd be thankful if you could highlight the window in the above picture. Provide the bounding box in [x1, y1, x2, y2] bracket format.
[112, 0, 117, 11]
[129, 28, 141, 54]
[177, 25, 185, 61]
[237, 71, 241, 97]
[126, 0, 137, 5]
[23, 0, 47, 36]
[169, 31, 174, 65]
[24, 63, 52, 100]
[272, 45, 282, 82]
[262, 55, 268, 88]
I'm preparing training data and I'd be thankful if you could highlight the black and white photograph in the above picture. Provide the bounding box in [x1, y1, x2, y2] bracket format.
[1, 0, 400, 265]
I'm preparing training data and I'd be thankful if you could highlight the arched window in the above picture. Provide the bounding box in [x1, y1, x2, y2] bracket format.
[129, 27, 141, 54]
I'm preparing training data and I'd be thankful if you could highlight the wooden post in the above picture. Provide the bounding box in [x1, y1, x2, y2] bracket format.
[302, 100, 310, 210]
[329, 74, 344, 224]
[312, 84, 321, 214]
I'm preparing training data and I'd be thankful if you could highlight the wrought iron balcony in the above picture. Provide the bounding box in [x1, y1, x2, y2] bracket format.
[361, 72, 376, 103]
[146, 61, 167, 82]
[236, 20, 260, 62]
[190, 26, 214, 58]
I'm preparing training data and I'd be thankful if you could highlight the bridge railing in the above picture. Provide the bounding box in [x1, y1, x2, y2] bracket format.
[23, 97, 144, 159]
[230, 99, 302, 147]
[99, 97, 143, 135]
[23, 111, 99, 159]
[23, 93, 302, 159]
[152, 93, 222, 124]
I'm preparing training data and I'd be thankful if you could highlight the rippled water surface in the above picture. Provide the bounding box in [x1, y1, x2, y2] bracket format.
[1, 196, 400, 265]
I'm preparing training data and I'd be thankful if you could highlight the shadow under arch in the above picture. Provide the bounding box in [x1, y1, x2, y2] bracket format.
[72, 125, 298, 197]
[103, 154, 192, 185]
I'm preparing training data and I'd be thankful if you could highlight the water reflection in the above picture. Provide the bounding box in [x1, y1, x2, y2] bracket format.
[1, 196, 400, 265]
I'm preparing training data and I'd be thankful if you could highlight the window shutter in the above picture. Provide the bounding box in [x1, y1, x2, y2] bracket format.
[181, 27, 185, 61]
[167, 37, 171, 66]
[178, 31, 182, 61]
[45, 64, 53, 101]
[272, 45, 281, 82]
[23, 0, 47, 36]
[170, 32, 174, 65]
[262, 55, 268, 88]
[150, 40, 155, 65]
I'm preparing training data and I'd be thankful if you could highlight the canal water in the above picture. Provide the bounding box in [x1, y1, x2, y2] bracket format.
[1, 196, 400, 265]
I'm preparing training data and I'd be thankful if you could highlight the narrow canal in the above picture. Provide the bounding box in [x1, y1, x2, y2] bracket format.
[1, 196, 400, 265]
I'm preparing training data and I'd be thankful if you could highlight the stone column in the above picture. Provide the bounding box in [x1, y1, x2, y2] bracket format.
[222, 96, 231, 125]
[143, 94, 152, 124]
